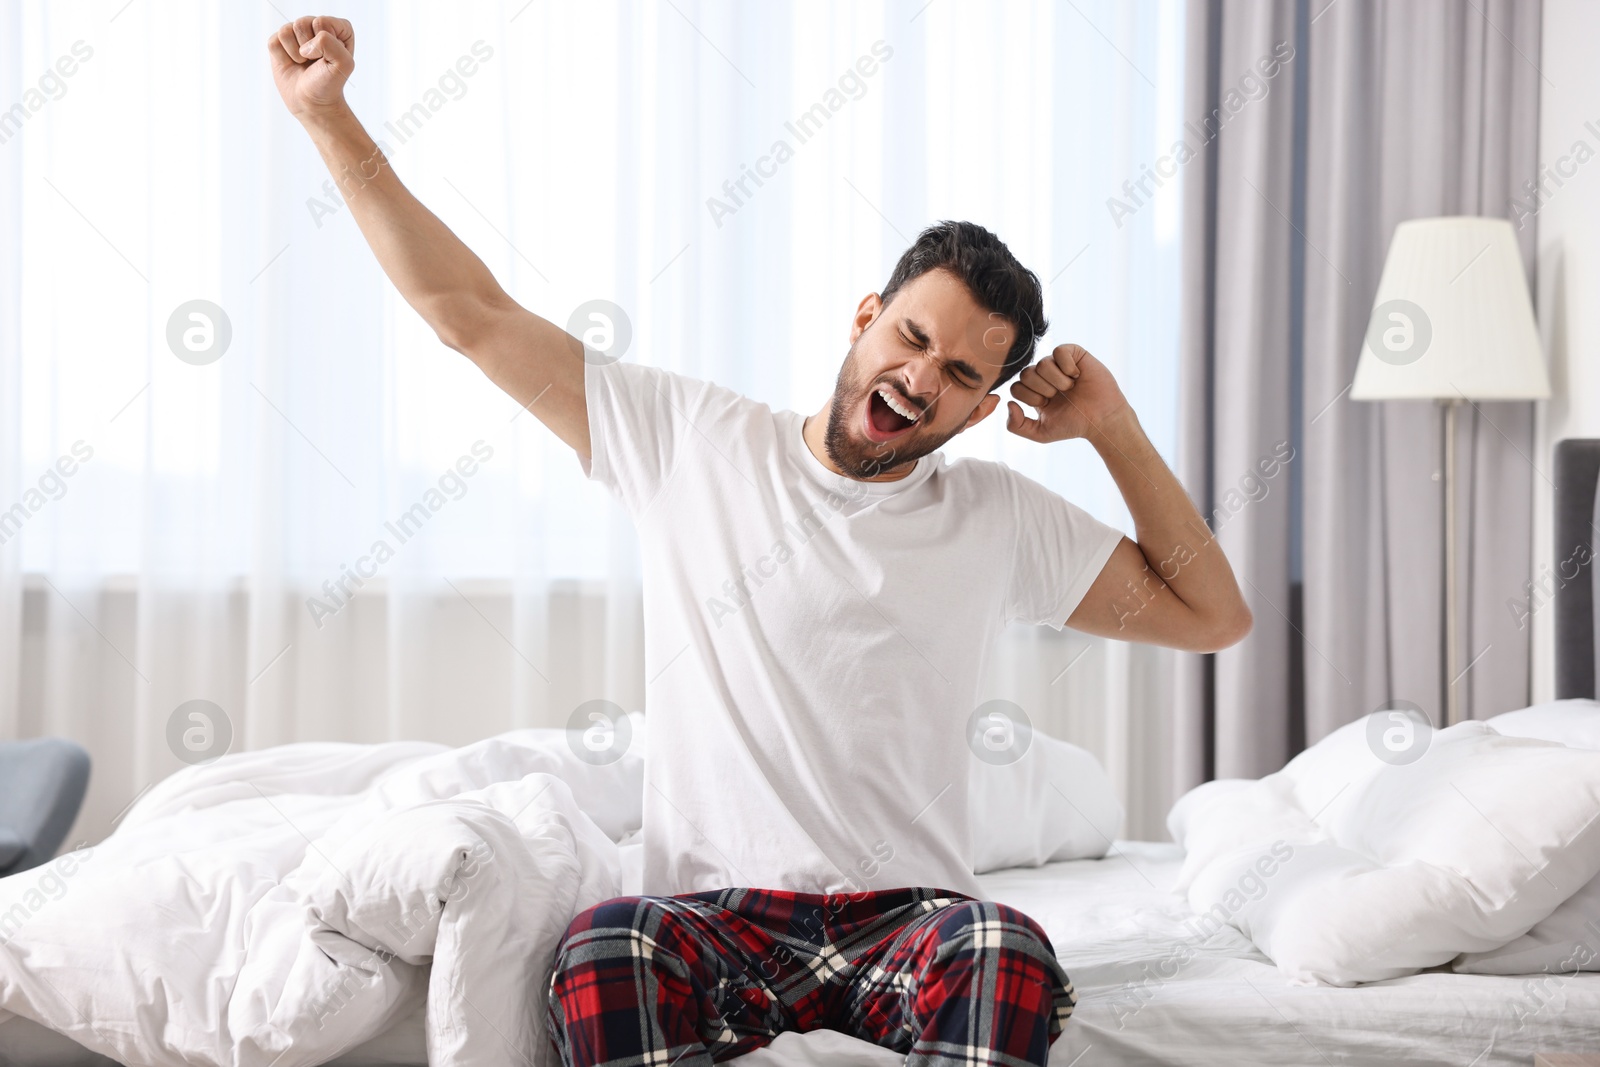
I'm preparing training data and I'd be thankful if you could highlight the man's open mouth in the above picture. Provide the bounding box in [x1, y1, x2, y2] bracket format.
[864, 385, 921, 443]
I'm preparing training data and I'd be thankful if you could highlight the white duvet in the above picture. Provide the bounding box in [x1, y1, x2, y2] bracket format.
[0, 729, 644, 1067]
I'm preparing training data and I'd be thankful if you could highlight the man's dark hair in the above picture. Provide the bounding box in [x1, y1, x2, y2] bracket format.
[878, 220, 1048, 391]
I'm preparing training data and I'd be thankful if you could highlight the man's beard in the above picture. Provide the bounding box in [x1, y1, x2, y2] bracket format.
[822, 340, 961, 480]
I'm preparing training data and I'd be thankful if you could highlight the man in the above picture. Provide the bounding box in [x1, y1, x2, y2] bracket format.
[270, 16, 1251, 1067]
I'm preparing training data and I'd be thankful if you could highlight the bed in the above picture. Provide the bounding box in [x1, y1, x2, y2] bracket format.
[8, 837, 1598, 1067]
[3, 439, 1599, 1067]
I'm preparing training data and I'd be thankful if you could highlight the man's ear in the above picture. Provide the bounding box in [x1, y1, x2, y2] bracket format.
[850, 292, 883, 343]
[959, 393, 1001, 433]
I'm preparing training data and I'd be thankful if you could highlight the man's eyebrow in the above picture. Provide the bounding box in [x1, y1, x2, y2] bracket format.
[900, 317, 984, 386]
[901, 317, 933, 348]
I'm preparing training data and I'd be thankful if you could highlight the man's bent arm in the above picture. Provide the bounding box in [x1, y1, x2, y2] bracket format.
[1066, 407, 1252, 653]
[1007, 343, 1250, 653]
[269, 17, 589, 458]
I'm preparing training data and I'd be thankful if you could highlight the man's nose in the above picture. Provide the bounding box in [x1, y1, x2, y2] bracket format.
[900, 357, 941, 403]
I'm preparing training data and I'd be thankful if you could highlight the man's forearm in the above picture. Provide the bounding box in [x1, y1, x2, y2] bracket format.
[1085, 408, 1251, 636]
[296, 104, 505, 348]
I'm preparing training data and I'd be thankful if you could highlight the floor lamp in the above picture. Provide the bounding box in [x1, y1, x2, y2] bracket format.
[1350, 217, 1550, 727]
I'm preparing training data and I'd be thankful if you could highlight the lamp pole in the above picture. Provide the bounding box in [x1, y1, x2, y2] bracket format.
[1442, 396, 1463, 727]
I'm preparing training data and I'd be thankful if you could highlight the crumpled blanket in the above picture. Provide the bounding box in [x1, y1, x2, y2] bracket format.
[0, 727, 643, 1067]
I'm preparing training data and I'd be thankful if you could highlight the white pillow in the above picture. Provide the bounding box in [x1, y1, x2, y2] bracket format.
[1455, 699, 1600, 975]
[1169, 718, 1600, 985]
[968, 729, 1123, 874]
[1454, 872, 1600, 975]
[1486, 698, 1600, 748]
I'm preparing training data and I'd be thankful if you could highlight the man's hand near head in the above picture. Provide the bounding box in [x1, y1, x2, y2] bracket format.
[1004, 343, 1130, 445]
[266, 17, 591, 460]
[1005, 344, 1252, 654]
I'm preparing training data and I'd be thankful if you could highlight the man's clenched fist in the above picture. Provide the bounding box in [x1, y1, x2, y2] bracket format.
[1005, 344, 1132, 444]
[268, 16, 355, 119]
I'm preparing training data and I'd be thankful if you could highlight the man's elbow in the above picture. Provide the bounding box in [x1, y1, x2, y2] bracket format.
[1194, 604, 1252, 653]
[429, 291, 513, 357]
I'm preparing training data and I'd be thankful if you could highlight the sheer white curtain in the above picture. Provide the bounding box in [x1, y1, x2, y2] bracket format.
[0, 0, 1186, 842]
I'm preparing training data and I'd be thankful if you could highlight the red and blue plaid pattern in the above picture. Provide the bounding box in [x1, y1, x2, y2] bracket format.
[547, 887, 1074, 1067]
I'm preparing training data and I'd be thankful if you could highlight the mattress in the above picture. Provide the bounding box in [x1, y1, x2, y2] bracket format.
[5, 841, 1598, 1066]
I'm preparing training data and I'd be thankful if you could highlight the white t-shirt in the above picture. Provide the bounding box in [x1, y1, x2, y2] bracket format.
[582, 359, 1123, 897]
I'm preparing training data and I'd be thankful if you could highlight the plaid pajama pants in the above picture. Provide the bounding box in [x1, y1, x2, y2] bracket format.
[547, 887, 1075, 1067]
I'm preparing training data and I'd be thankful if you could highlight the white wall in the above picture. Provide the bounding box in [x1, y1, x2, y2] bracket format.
[1531, 0, 1600, 701]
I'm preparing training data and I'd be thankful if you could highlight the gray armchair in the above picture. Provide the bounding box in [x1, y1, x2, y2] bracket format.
[0, 739, 90, 877]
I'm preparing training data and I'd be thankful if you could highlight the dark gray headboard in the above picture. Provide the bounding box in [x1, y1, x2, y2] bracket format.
[1554, 439, 1600, 700]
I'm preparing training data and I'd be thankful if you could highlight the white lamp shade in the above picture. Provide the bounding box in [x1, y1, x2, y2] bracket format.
[1350, 216, 1550, 401]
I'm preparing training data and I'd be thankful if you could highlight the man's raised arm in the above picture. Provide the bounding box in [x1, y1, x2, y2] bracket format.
[268, 16, 589, 458]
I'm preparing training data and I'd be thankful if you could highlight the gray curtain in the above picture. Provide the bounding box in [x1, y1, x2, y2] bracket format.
[1178, 0, 1543, 788]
